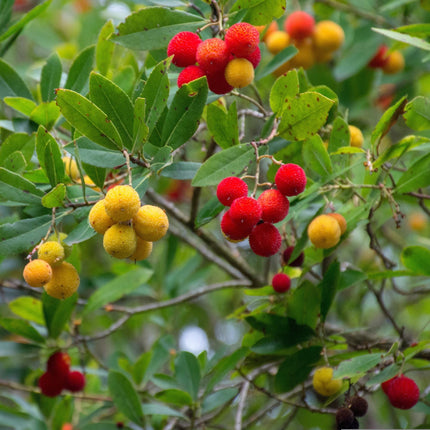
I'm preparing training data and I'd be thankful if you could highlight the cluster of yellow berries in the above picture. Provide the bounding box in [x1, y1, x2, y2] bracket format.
[312, 366, 342, 396]
[308, 213, 347, 249]
[88, 185, 169, 261]
[23, 233, 80, 300]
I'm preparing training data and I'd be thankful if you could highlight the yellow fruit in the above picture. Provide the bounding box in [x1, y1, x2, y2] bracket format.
[104, 185, 141, 222]
[225, 58, 254, 88]
[409, 212, 427, 232]
[48, 232, 72, 258]
[44, 262, 80, 299]
[307, 214, 341, 249]
[62, 156, 80, 180]
[103, 224, 137, 259]
[88, 200, 115, 234]
[382, 50, 404, 75]
[23, 259, 53, 288]
[266, 31, 290, 55]
[129, 237, 153, 262]
[133, 205, 169, 242]
[38, 241, 65, 266]
[327, 213, 347, 235]
[290, 38, 315, 70]
[312, 367, 342, 396]
[312, 21, 344, 53]
[257, 21, 278, 42]
[349, 125, 364, 148]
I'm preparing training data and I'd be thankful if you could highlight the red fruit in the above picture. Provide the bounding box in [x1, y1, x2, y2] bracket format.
[275, 163, 307, 196]
[167, 31, 201, 67]
[272, 273, 291, 293]
[206, 71, 234, 94]
[225, 22, 260, 57]
[229, 196, 262, 229]
[246, 46, 261, 68]
[38, 371, 64, 397]
[196, 38, 229, 73]
[65, 371, 86, 392]
[284, 11, 315, 40]
[257, 189, 289, 223]
[47, 351, 71, 381]
[217, 177, 248, 206]
[383, 375, 420, 409]
[282, 246, 305, 267]
[368, 45, 389, 68]
[249, 222, 282, 257]
[221, 210, 254, 242]
[177, 65, 206, 88]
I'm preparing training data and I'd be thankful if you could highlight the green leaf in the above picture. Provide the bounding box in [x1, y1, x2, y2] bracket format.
[194, 196, 224, 229]
[83, 268, 153, 315]
[160, 162, 201, 180]
[0, 133, 35, 166]
[41, 184, 66, 208]
[395, 153, 430, 194]
[65, 217, 97, 245]
[1, 151, 26, 173]
[331, 146, 365, 155]
[329, 117, 350, 154]
[192, 144, 254, 187]
[51, 396, 73, 430]
[56, 89, 123, 150]
[96, 20, 115, 76]
[202, 387, 239, 414]
[230, 0, 286, 25]
[30, 102, 61, 130]
[333, 353, 382, 379]
[0, 59, 32, 99]
[175, 351, 201, 401]
[3, 97, 36, 116]
[108, 371, 144, 425]
[270, 70, 300, 115]
[41, 53, 62, 102]
[42, 293, 78, 339]
[278, 92, 333, 141]
[338, 269, 367, 290]
[155, 389, 193, 406]
[372, 27, 430, 51]
[142, 335, 176, 385]
[89, 72, 134, 150]
[302, 135, 333, 179]
[9, 297, 44, 326]
[0, 167, 43, 204]
[403, 96, 430, 131]
[275, 346, 322, 393]
[0, 317, 45, 344]
[255, 45, 298, 81]
[113, 7, 204, 51]
[207, 101, 239, 149]
[64, 45, 95, 94]
[161, 77, 208, 150]
[401, 246, 430, 276]
[82, 162, 106, 190]
[141, 403, 185, 418]
[0, 0, 13, 33]
[320, 261, 340, 322]
[132, 97, 149, 154]
[287, 281, 321, 329]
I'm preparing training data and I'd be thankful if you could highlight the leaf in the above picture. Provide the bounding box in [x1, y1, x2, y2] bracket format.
[330, 146, 365, 155]
[270, 70, 300, 115]
[41, 53, 62, 102]
[82, 162, 106, 190]
[141, 403, 185, 418]
[175, 351, 201, 401]
[0, 167, 43, 205]
[0, 59, 33, 99]
[160, 162, 201, 180]
[278, 92, 333, 141]
[96, 20, 115, 76]
[108, 371, 144, 425]
[132, 97, 149, 154]
[230, 0, 286, 25]
[143, 335, 176, 385]
[42, 293, 78, 339]
[333, 353, 382, 379]
[287, 281, 321, 329]
[83, 268, 153, 314]
[56, 89, 123, 150]
[3, 97, 37, 116]
[112, 7, 204, 51]
[161, 77, 208, 150]
[64, 46, 95, 94]
[1, 151, 26, 173]
[202, 387, 239, 414]
[89, 72, 134, 150]
[401, 246, 430, 276]
[207, 101, 239, 149]
[41, 184, 66, 208]
[0, 133, 35, 166]
[275, 346, 322, 393]
[372, 27, 430, 51]
[320, 261, 340, 322]
[403, 96, 430, 130]
[192, 144, 254, 187]
[65, 217, 97, 245]
[155, 389, 193, 406]
[395, 153, 430, 194]
[30, 102, 61, 130]
[338, 269, 367, 290]
[0, 0, 13, 33]
[0, 317, 45, 344]
[194, 196, 224, 229]
[302, 135, 333, 179]
[255, 45, 298, 81]
[9, 297, 44, 326]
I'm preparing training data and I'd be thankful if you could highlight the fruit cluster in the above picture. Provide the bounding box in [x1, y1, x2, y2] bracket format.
[217, 163, 306, 257]
[307, 213, 347, 249]
[368, 45, 405, 75]
[312, 366, 342, 397]
[262, 11, 344, 75]
[382, 374, 420, 409]
[167, 22, 261, 94]
[23, 233, 80, 300]
[336, 396, 368, 429]
[88, 185, 169, 261]
[38, 351, 85, 397]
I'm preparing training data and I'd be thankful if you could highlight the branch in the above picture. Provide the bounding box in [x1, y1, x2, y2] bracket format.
[235, 380, 250, 430]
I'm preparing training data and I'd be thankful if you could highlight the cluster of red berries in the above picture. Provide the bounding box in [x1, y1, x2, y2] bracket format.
[336, 396, 368, 429]
[38, 351, 86, 397]
[217, 163, 306, 257]
[167, 22, 261, 94]
[382, 374, 420, 409]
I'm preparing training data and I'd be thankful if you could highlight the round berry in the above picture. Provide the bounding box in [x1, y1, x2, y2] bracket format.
[89, 199, 115, 234]
[104, 185, 141, 223]
[284, 11, 315, 40]
[225, 22, 260, 57]
[383, 375, 419, 410]
[65, 371, 86, 392]
[23, 259, 53, 288]
[38, 241, 65, 266]
[38, 371, 64, 397]
[312, 366, 342, 397]
[44, 262, 80, 300]
[220, 210, 254, 242]
[133, 205, 169, 242]
[312, 20, 344, 53]
[245, 46, 261, 68]
[383, 51, 404, 75]
[349, 125, 364, 148]
[327, 213, 347, 235]
[216, 177, 248, 206]
[167, 31, 201, 67]
[47, 351, 71, 380]
[196, 38, 229, 73]
[308, 214, 341, 249]
[349, 396, 368, 417]
[229, 196, 262, 229]
[206, 71, 234, 95]
[265, 31, 290, 55]
[272, 273, 291, 293]
[257, 189, 289, 223]
[368, 45, 389, 68]
[129, 237, 153, 262]
[177, 65, 205, 88]
[335, 407, 355, 430]
[249, 222, 282, 257]
[103, 224, 137, 259]
[257, 21, 279, 42]
[225, 58, 254, 88]
[282, 246, 305, 267]
[275, 163, 307, 196]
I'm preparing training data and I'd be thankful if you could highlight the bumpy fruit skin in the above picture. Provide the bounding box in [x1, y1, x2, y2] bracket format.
[129, 237, 153, 262]
[284, 11, 315, 40]
[225, 58, 254, 88]
[245, 46, 261, 68]
[282, 246, 305, 267]
[225, 22, 260, 57]
[38, 241, 65, 266]
[368, 45, 389, 68]
[383, 50, 404, 74]
[103, 224, 137, 259]
[327, 213, 347, 235]
[272, 273, 291, 293]
[47, 351, 71, 380]
[249, 222, 282, 257]
[216, 177, 248, 206]
[104, 185, 140, 223]
[383, 375, 420, 409]
[133, 205, 169, 242]
[349, 125, 364, 148]
[335, 407, 355, 429]
[275, 163, 307, 196]
[89, 199, 115, 234]
[308, 214, 341, 249]
[65, 371, 86, 392]
[220, 210, 254, 242]
[206, 71, 234, 95]
[229, 196, 262, 229]
[265, 31, 290, 55]
[62, 156, 79, 180]
[312, 21, 344, 53]
[258, 189, 289, 223]
[23, 259, 53, 288]
[167, 31, 201, 67]
[196, 38, 229, 73]
[38, 371, 64, 397]
[177, 65, 205, 88]
[44, 262, 80, 299]
[349, 396, 368, 417]
[49, 232, 72, 258]
[312, 367, 342, 396]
